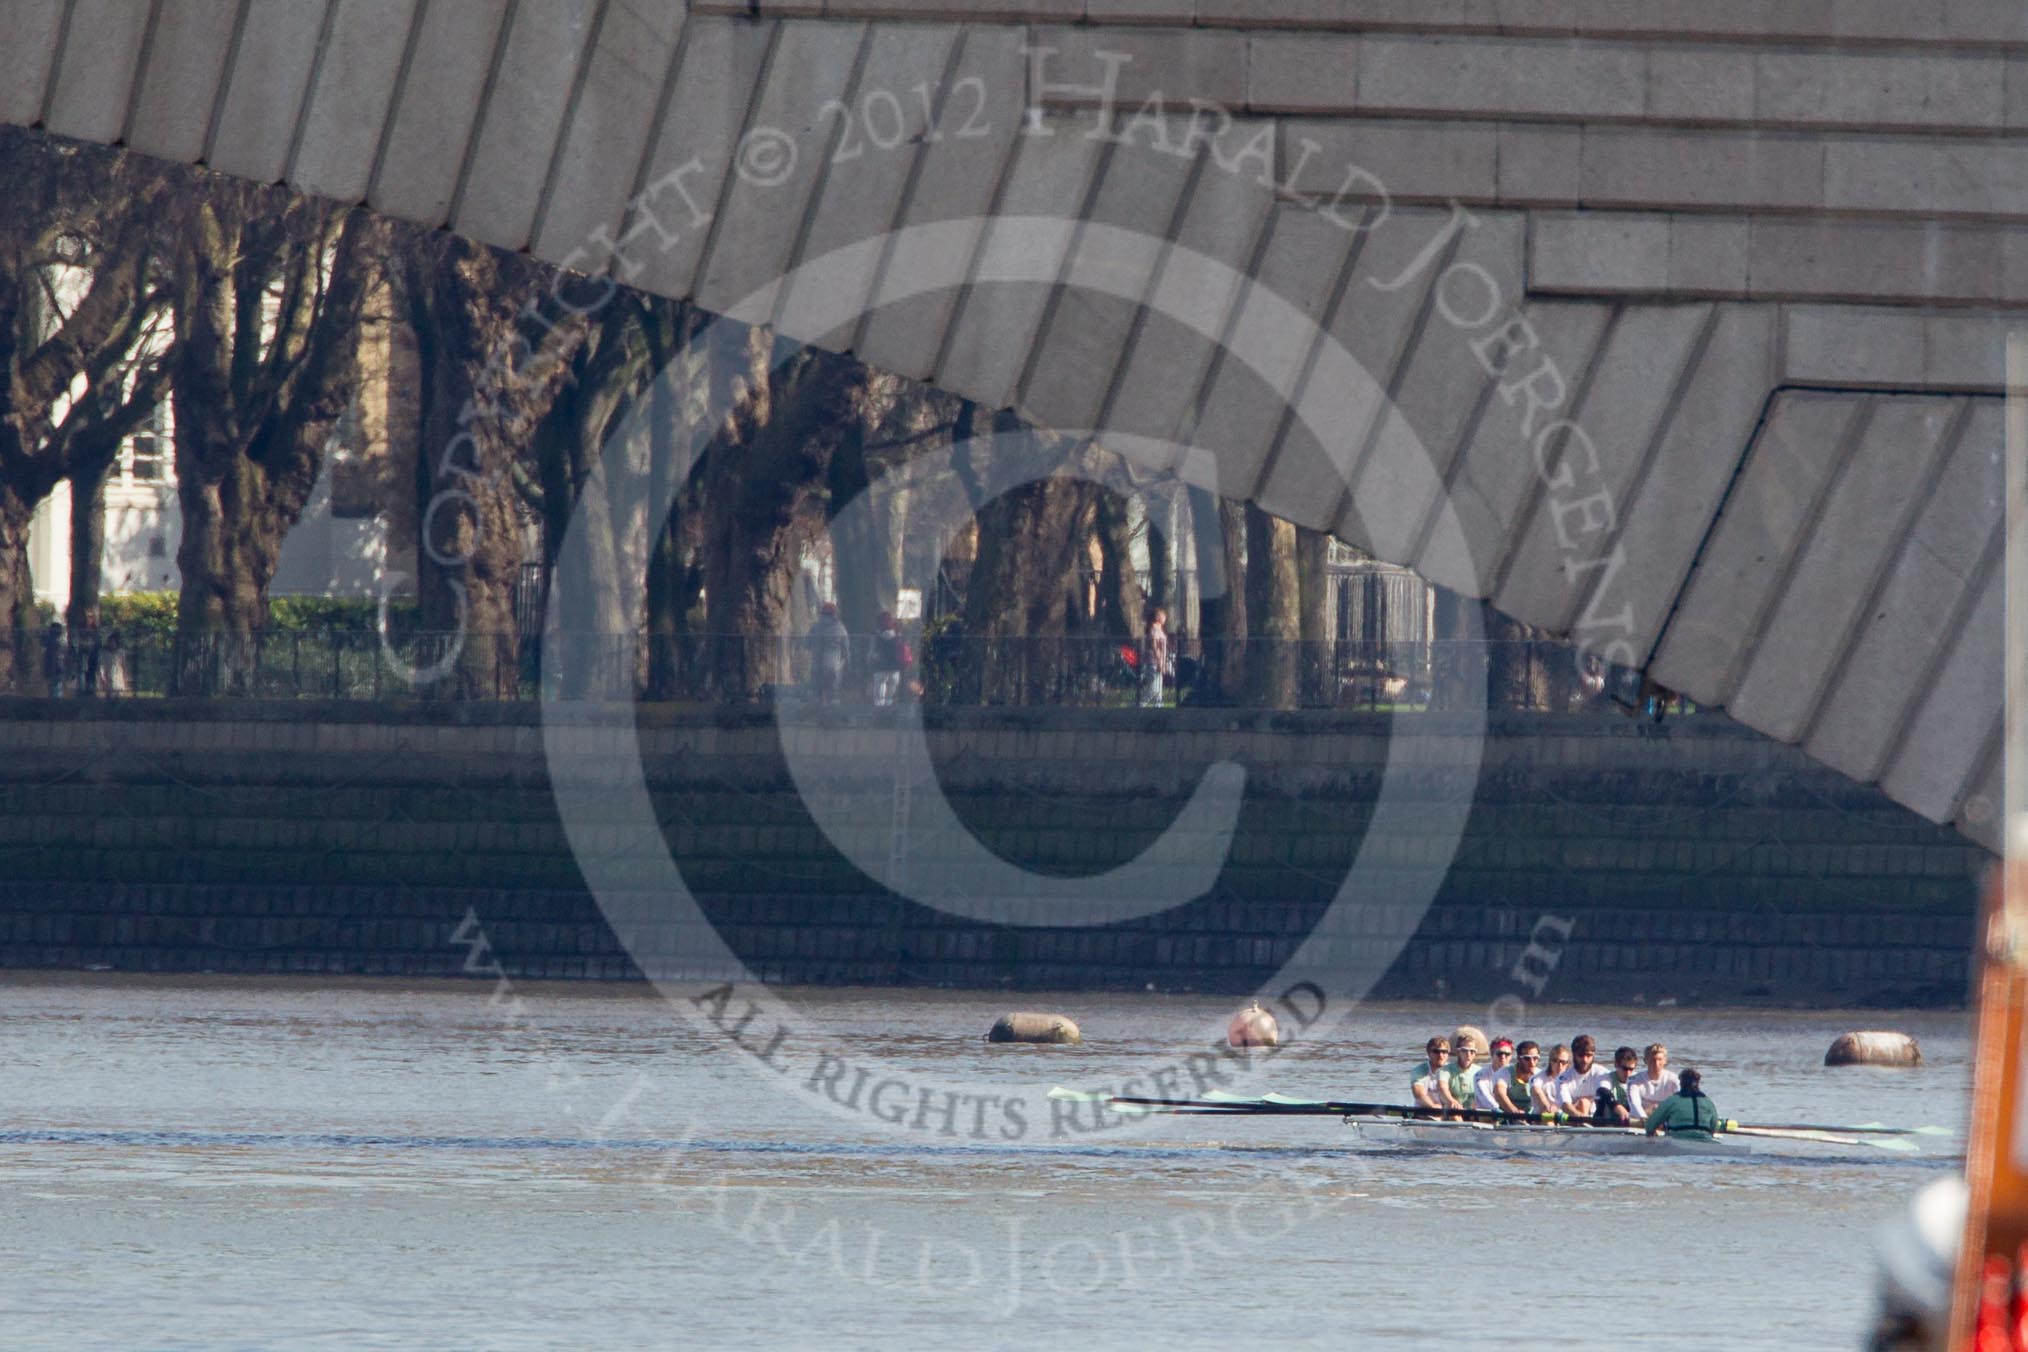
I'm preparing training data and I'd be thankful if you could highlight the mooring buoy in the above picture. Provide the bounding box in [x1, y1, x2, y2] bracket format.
[1227, 1001, 1279, 1048]
[1824, 1030, 1923, 1067]
[987, 1012, 1082, 1045]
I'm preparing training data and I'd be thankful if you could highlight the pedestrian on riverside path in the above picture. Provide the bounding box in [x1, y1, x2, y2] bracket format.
[1140, 607, 1172, 707]
[40, 621, 66, 697]
[869, 611, 910, 706]
[808, 604, 849, 704]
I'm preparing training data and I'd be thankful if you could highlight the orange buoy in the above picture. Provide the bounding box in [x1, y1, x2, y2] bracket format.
[1227, 1000, 1280, 1048]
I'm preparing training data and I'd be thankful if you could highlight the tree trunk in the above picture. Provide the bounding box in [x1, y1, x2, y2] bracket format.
[1296, 525, 1332, 707]
[1187, 487, 1248, 704]
[170, 185, 378, 685]
[67, 460, 107, 632]
[1093, 487, 1144, 643]
[1484, 602, 1549, 711]
[826, 415, 891, 638]
[958, 428, 1094, 705]
[404, 241, 549, 699]
[1244, 504, 1299, 709]
[1146, 491, 1172, 614]
[699, 346, 869, 701]
[0, 490, 36, 691]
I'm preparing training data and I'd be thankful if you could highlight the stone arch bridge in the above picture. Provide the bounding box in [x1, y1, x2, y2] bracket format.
[2, 0, 2018, 848]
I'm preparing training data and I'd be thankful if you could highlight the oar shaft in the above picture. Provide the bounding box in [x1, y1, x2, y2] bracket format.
[1106, 1096, 1562, 1127]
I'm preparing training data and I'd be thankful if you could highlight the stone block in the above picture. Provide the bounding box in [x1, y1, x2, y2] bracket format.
[1101, 154, 1273, 450]
[41, 0, 149, 144]
[1285, 117, 1497, 204]
[1349, 211, 1525, 566]
[453, 0, 600, 252]
[1494, 303, 1710, 633]
[934, 125, 1106, 409]
[208, 0, 331, 184]
[1731, 397, 1965, 745]
[1356, 33, 1645, 121]
[1782, 304, 1925, 387]
[1418, 301, 1612, 598]
[1807, 399, 2000, 783]
[1583, 303, 1776, 663]
[1649, 392, 1857, 705]
[1881, 565, 2001, 822]
[1087, 0, 1197, 22]
[1644, 46, 1754, 124]
[370, 0, 513, 226]
[533, 1, 688, 271]
[695, 20, 871, 321]
[1190, 203, 1357, 500]
[1580, 125, 1825, 213]
[1029, 26, 1247, 109]
[1926, 314, 2014, 391]
[1258, 206, 1481, 554]
[1496, 124, 1581, 205]
[628, 18, 777, 305]
[1020, 128, 1197, 432]
[1527, 211, 1667, 295]
[121, 0, 237, 161]
[0, 0, 62, 127]
[1758, 50, 2005, 133]
[1827, 135, 2028, 220]
[1669, 216, 1750, 296]
[1246, 34, 1357, 113]
[774, 23, 961, 349]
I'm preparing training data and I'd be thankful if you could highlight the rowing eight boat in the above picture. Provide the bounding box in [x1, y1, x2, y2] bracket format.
[1344, 1115, 1750, 1157]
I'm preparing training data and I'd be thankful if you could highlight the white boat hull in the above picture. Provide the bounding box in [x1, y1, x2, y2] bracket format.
[1346, 1117, 1747, 1157]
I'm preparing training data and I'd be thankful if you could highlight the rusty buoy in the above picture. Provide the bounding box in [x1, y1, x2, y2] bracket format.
[1227, 1001, 1280, 1048]
[987, 1012, 1082, 1045]
[1824, 1030, 1923, 1067]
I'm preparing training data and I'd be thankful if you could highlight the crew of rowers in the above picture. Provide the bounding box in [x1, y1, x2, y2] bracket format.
[1410, 1034, 1722, 1136]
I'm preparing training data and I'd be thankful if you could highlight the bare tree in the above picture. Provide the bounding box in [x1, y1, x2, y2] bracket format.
[0, 130, 169, 688]
[1244, 503, 1299, 708]
[166, 174, 380, 667]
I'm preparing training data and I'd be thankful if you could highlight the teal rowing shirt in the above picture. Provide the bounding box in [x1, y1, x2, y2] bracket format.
[1644, 1090, 1720, 1137]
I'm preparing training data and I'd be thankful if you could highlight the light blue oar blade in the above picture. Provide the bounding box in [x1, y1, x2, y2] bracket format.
[1862, 1136, 1920, 1153]
[1204, 1090, 1268, 1105]
[1849, 1122, 1955, 1137]
[1047, 1087, 1111, 1103]
[1260, 1092, 1326, 1107]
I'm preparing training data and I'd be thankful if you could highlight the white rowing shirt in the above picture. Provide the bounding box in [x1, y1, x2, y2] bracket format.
[1526, 1071, 1559, 1111]
[1475, 1068, 1504, 1111]
[1627, 1069, 1680, 1120]
[1553, 1063, 1614, 1109]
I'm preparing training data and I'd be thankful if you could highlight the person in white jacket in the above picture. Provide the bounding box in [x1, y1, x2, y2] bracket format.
[1626, 1042, 1680, 1122]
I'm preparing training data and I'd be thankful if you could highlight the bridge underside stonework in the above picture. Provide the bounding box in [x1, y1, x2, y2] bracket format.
[1, 0, 2017, 847]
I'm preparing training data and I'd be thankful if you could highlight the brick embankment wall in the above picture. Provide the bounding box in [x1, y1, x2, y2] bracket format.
[0, 700, 1986, 1006]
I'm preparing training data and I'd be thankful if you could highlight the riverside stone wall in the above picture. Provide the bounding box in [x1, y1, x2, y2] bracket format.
[0, 700, 1986, 1006]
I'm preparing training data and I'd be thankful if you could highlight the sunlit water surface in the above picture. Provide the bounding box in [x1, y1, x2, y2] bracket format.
[0, 974, 1968, 1351]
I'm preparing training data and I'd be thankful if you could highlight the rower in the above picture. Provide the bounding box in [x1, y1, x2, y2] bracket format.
[1592, 1046, 1640, 1126]
[1533, 1044, 1572, 1113]
[1491, 1040, 1538, 1116]
[1449, 1038, 1483, 1112]
[1643, 1067, 1720, 1138]
[1411, 1036, 1462, 1114]
[1626, 1042, 1679, 1121]
[1556, 1035, 1613, 1118]
[1474, 1038, 1515, 1112]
